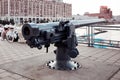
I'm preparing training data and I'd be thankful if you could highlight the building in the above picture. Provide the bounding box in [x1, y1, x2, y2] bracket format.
[0, 0, 72, 23]
[84, 6, 112, 19]
[113, 16, 120, 23]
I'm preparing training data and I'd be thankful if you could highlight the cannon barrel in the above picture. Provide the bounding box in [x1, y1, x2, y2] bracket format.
[22, 19, 106, 40]
[22, 19, 106, 48]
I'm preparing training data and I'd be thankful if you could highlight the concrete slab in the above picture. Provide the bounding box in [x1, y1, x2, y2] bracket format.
[0, 53, 119, 80]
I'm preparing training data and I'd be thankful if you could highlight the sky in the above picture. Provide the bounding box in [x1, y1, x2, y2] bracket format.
[63, 0, 120, 16]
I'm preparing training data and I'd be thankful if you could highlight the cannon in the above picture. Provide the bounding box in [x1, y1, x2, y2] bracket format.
[22, 19, 106, 70]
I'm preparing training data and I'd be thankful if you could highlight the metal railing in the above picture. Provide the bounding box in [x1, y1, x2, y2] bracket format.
[76, 24, 120, 49]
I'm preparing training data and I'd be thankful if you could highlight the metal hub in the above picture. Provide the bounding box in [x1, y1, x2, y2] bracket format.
[47, 60, 81, 70]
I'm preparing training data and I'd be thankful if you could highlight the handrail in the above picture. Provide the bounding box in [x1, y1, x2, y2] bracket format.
[77, 24, 120, 49]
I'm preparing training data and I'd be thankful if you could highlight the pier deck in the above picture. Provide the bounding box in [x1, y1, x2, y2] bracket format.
[0, 40, 120, 80]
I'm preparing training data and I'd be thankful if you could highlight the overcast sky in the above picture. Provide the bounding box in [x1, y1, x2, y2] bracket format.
[63, 0, 120, 16]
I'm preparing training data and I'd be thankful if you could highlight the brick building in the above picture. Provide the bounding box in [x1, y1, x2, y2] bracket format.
[0, 0, 72, 23]
[84, 6, 112, 19]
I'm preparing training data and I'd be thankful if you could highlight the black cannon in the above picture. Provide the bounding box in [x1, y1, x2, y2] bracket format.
[22, 19, 106, 70]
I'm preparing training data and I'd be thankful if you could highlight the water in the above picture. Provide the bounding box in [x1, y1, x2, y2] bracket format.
[75, 28, 120, 41]
[95, 30, 120, 41]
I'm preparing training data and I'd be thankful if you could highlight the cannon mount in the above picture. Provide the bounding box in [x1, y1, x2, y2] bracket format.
[22, 19, 106, 70]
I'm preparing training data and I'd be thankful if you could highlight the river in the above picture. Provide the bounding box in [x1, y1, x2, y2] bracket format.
[75, 27, 120, 41]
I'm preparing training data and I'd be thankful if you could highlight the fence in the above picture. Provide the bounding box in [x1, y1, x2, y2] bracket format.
[76, 24, 120, 49]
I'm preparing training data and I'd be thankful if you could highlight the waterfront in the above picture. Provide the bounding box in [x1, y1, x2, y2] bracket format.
[75, 26, 120, 48]
[75, 27, 120, 41]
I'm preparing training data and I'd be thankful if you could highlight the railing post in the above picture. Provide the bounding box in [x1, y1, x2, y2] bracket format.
[88, 26, 91, 47]
[91, 26, 94, 47]
[87, 25, 94, 47]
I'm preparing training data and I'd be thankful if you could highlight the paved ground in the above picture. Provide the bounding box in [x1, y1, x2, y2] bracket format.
[0, 39, 120, 80]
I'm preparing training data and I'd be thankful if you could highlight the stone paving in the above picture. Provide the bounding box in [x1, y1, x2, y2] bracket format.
[0, 39, 55, 80]
[0, 39, 120, 80]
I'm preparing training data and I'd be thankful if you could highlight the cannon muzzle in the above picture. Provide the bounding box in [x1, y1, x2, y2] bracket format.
[22, 23, 39, 40]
